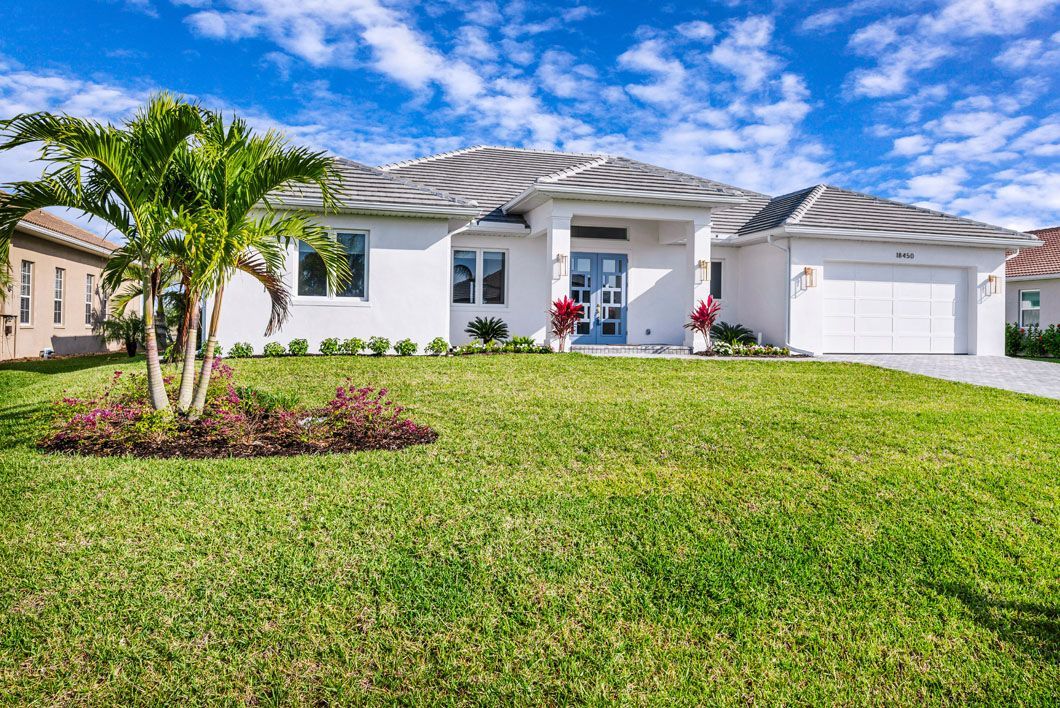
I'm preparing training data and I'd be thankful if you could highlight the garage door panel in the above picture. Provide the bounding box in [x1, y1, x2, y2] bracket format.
[822, 262, 967, 354]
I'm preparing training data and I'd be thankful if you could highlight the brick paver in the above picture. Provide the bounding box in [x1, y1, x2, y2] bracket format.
[819, 355, 1060, 400]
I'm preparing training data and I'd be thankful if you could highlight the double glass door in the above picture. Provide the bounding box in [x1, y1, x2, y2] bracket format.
[570, 252, 627, 344]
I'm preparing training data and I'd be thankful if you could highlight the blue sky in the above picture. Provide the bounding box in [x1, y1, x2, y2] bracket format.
[2, 0, 1059, 229]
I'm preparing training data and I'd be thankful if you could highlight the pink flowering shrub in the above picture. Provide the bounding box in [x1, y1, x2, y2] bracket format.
[41, 361, 436, 458]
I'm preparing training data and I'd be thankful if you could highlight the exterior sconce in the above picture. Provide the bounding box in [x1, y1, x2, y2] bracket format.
[697, 259, 710, 283]
[803, 266, 818, 288]
[988, 274, 999, 295]
[557, 253, 568, 277]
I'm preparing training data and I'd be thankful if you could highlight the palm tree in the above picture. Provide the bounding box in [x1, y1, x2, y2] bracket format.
[0, 93, 206, 410]
[176, 112, 349, 415]
[97, 311, 146, 356]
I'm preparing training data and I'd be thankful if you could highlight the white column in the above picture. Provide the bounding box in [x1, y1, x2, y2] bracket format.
[545, 214, 572, 349]
[684, 218, 712, 350]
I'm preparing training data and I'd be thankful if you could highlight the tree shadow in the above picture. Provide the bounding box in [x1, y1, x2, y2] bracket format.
[926, 582, 1058, 662]
[0, 401, 52, 448]
[0, 352, 138, 376]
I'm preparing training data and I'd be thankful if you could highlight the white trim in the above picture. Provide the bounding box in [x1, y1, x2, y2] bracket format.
[729, 224, 1041, 249]
[17, 221, 114, 257]
[449, 220, 532, 237]
[1006, 273, 1060, 282]
[1018, 288, 1041, 328]
[502, 184, 748, 213]
[450, 247, 509, 307]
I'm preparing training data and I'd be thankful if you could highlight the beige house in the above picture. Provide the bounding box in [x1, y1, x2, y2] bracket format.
[1006, 226, 1060, 329]
[1, 210, 120, 361]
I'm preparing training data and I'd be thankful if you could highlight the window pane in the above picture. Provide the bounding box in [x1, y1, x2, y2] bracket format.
[54, 268, 64, 324]
[1022, 310, 1040, 327]
[336, 232, 366, 298]
[298, 240, 327, 297]
[20, 262, 31, 325]
[482, 251, 505, 304]
[85, 275, 94, 325]
[453, 249, 476, 304]
[710, 261, 723, 299]
[1021, 290, 1040, 309]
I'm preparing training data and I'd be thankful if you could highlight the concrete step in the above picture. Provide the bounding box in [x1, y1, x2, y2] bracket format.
[571, 344, 693, 357]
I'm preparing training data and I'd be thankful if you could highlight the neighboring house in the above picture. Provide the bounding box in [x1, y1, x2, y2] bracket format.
[1, 210, 118, 360]
[1005, 226, 1060, 330]
[216, 146, 1041, 355]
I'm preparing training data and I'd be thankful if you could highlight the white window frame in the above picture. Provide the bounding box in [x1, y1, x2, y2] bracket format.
[19, 261, 32, 326]
[85, 274, 95, 327]
[53, 267, 65, 326]
[1019, 289, 1041, 328]
[293, 230, 370, 306]
[451, 248, 508, 308]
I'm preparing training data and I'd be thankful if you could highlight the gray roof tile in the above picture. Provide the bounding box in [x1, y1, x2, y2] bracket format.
[276, 157, 476, 213]
[736, 184, 1036, 241]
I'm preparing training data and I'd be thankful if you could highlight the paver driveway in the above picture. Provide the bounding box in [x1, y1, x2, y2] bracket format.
[820, 355, 1060, 400]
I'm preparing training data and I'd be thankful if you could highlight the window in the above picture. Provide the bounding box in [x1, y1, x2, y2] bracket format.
[297, 231, 368, 299]
[85, 274, 95, 326]
[1020, 289, 1040, 327]
[19, 261, 32, 325]
[452, 249, 506, 305]
[710, 261, 723, 299]
[571, 225, 628, 240]
[53, 268, 65, 325]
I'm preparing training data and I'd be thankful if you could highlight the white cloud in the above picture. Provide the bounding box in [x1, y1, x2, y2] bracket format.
[536, 50, 598, 99]
[618, 39, 687, 106]
[994, 32, 1060, 70]
[676, 21, 716, 42]
[709, 16, 779, 91]
[891, 134, 931, 156]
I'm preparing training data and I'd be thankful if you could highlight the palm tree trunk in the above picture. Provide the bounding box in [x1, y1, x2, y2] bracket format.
[189, 286, 224, 417]
[142, 274, 170, 411]
[176, 295, 199, 412]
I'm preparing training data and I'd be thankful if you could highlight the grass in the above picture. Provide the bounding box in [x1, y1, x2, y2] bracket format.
[1, 353, 1058, 704]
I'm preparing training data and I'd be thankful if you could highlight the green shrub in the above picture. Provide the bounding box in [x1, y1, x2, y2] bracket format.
[368, 336, 390, 356]
[263, 342, 285, 357]
[340, 337, 366, 355]
[465, 316, 509, 343]
[711, 321, 755, 345]
[510, 335, 535, 349]
[712, 341, 790, 357]
[287, 338, 309, 356]
[425, 337, 449, 355]
[394, 338, 417, 356]
[1021, 324, 1045, 357]
[1005, 322, 1024, 357]
[198, 342, 223, 359]
[319, 337, 340, 356]
[1042, 324, 1060, 358]
[228, 342, 254, 358]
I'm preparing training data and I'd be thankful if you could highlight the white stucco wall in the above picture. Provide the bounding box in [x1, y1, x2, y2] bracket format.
[1005, 276, 1060, 327]
[215, 213, 452, 353]
[788, 238, 1009, 355]
[734, 240, 789, 347]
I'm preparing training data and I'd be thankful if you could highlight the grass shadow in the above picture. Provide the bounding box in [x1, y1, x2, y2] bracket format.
[0, 401, 52, 448]
[927, 582, 1059, 662]
[0, 352, 139, 375]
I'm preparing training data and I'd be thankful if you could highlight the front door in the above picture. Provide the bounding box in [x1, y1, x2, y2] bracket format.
[570, 252, 627, 344]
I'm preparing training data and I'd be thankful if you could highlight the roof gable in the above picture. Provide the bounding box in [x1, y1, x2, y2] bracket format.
[1007, 226, 1060, 277]
[18, 210, 117, 253]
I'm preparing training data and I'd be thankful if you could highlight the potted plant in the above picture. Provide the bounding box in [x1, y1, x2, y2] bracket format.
[97, 312, 146, 357]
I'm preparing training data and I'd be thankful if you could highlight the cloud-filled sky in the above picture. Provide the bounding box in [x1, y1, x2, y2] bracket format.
[2, 0, 1059, 230]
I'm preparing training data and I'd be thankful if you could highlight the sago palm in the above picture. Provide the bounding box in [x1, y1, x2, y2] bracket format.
[0, 93, 206, 410]
[176, 112, 349, 415]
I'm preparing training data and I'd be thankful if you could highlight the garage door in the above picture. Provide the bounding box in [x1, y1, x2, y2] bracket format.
[823, 263, 967, 354]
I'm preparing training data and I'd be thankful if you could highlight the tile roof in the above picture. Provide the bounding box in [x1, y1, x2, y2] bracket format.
[382, 146, 747, 223]
[275, 157, 478, 214]
[1006, 226, 1060, 277]
[710, 189, 773, 237]
[736, 184, 1037, 242]
[19, 209, 117, 252]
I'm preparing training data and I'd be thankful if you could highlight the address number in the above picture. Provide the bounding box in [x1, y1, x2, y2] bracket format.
[896, 251, 915, 259]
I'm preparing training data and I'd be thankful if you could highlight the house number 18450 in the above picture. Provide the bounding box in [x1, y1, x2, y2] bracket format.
[896, 251, 915, 259]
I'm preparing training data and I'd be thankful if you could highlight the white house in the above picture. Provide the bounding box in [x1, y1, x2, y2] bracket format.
[215, 146, 1041, 355]
[1005, 226, 1059, 330]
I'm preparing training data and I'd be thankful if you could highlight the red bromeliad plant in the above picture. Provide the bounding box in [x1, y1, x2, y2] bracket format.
[549, 296, 584, 352]
[685, 296, 722, 352]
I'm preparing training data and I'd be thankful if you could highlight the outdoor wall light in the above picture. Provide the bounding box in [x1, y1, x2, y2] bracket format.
[803, 266, 818, 288]
[557, 253, 568, 277]
[988, 274, 1000, 295]
[697, 259, 710, 283]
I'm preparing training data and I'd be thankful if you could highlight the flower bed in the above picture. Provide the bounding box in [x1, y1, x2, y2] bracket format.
[699, 342, 793, 357]
[40, 362, 436, 459]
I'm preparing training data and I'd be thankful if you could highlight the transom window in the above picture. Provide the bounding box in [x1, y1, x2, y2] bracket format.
[1020, 289, 1040, 327]
[710, 261, 723, 299]
[19, 261, 32, 325]
[85, 274, 95, 326]
[297, 231, 368, 299]
[53, 268, 65, 325]
[571, 225, 628, 240]
[452, 249, 506, 305]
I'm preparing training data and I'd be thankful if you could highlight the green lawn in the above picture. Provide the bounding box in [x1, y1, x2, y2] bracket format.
[1, 354, 1057, 704]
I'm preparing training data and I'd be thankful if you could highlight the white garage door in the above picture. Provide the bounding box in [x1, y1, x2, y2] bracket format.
[823, 262, 968, 354]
